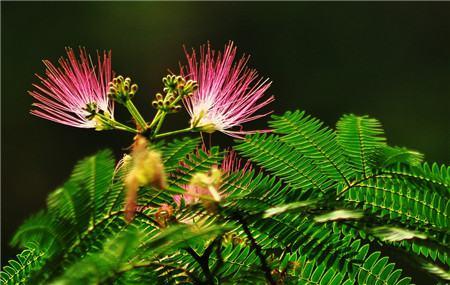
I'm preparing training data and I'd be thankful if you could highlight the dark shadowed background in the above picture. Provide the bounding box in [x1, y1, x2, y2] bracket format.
[2, 2, 449, 281]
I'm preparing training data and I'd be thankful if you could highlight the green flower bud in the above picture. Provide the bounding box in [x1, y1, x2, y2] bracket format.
[131, 84, 138, 93]
[108, 75, 139, 104]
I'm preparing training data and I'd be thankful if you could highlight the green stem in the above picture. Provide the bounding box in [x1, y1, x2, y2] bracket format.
[96, 113, 138, 133]
[113, 122, 139, 133]
[149, 110, 162, 129]
[149, 93, 183, 130]
[152, 111, 167, 137]
[125, 99, 148, 131]
[170, 94, 183, 106]
[154, 127, 193, 139]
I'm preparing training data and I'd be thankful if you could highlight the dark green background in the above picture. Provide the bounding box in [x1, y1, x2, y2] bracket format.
[2, 2, 449, 281]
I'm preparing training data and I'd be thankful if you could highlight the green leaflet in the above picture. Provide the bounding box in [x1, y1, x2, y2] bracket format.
[344, 240, 412, 285]
[52, 224, 225, 285]
[209, 243, 261, 281]
[400, 238, 450, 266]
[275, 241, 411, 285]
[280, 254, 350, 285]
[67, 149, 115, 224]
[232, 110, 448, 283]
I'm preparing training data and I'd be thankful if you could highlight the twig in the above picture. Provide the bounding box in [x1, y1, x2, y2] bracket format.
[211, 237, 224, 275]
[185, 247, 215, 284]
[237, 215, 276, 285]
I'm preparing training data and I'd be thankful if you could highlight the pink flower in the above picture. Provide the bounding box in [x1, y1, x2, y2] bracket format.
[173, 148, 251, 207]
[181, 42, 274, 138]
[173, 185, 211, 207]
[221, 149, 252, 174]
[29, 48, 114, 128]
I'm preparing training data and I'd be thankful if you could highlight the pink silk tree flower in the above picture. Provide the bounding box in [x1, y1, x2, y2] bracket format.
[181, 42, 274, 138]
[173, 149, 251, 207]
[29, 48, 114, 128]
[221, 149, 252, 174]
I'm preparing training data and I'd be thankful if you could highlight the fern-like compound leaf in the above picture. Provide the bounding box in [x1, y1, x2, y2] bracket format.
[383, 162, 450, 198]
[377, 146, 424, 168]
[336, 114, 386, 178]
[0, 243, 47, 285]
[235, 133, 333, 195]
[345, 176, 449, 232]
[161, 137, 201, 172]
[68, 149, 115, 224]
[270, 110, 353, 185]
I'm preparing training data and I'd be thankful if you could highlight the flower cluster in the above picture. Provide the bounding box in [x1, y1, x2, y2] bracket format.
[29, 42, 273, 138]
[29, 43, 274, 219]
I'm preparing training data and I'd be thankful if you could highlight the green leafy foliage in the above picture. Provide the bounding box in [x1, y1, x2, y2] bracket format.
[3, 111, 449, 284]
[234, 133, 333, 195]
[377, 146, 424, 168]
[350, 242, 412, 285]
[270, 110, 353, 184]
[0, 243, 47, 285]
[161, 137, 201, 172]
[345, 177, 448, 231]
[336, 114, 386, 177]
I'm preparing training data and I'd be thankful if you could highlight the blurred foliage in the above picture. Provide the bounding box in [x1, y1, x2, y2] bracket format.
[2, 111, 449, 284]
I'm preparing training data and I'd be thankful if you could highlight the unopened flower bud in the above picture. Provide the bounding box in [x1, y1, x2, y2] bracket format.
[108, 75, 138, 104]
[180, 80, 198, 97]
[130, 84, 138, 93]
[170, 105, 182, 113]
[166, 94, 174, 102]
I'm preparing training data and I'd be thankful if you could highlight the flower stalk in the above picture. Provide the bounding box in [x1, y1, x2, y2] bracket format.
[124, 99, 148, 131]
[148, 75, 198, 138]
[94, 112, 138, 133]
[154, 126, 193, 139]
[108, 75, 148, 131]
